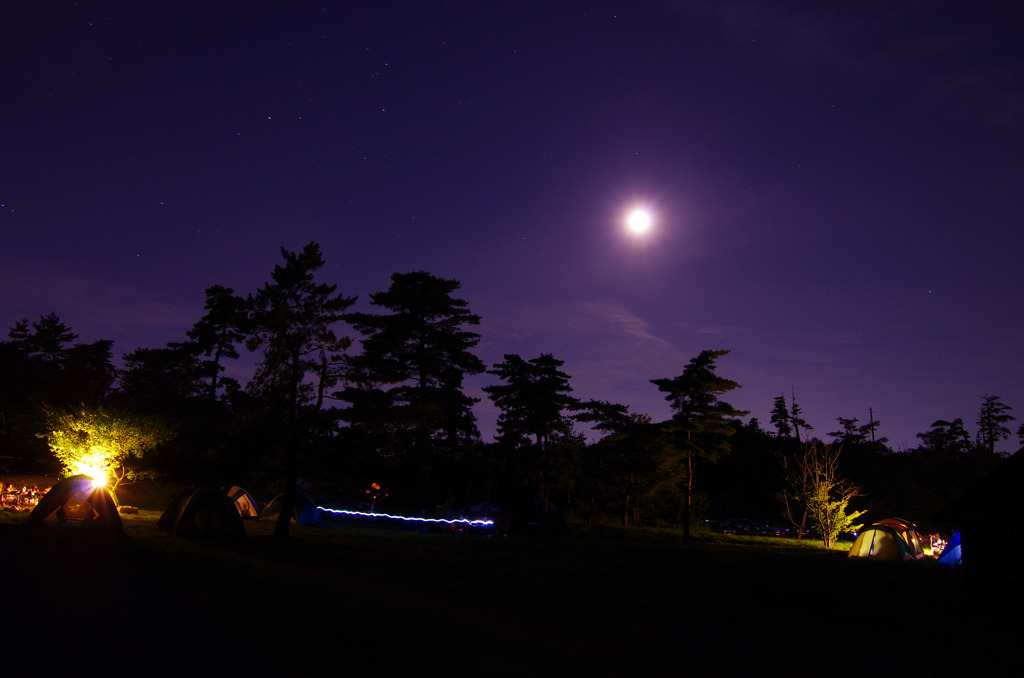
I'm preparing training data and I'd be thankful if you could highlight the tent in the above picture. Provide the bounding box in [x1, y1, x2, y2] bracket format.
[870, 518, 927, 560]
[933, 448, 1024, 596]
[159, 487, 246, 538]
[259, 492, 320, 526]
[441, 496, 501, 522]
[27, 475, 123, 535]
[848, 524, 920, 562]
[937, 532, 962, 568]
[222, 485, 260, 518]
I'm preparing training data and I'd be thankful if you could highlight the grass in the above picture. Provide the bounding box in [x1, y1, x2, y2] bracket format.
[1, 508, 1016, 677]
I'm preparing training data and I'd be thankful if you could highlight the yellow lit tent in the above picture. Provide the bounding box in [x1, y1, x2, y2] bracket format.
[848, 518, 926, 562]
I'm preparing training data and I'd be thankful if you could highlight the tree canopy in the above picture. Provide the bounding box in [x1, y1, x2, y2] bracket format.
[246, 242, 356, 537]
[3, 243, 1020, 540]
[42, 405, 170, 503]
[650, 349, 748, 541]
[340, 271, 484, 503]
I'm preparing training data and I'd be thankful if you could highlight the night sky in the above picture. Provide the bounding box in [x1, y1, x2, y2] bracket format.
[3, 1, 1023, 450]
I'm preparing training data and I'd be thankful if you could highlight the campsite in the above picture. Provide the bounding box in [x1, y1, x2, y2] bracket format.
[1, 481, 1018, 677]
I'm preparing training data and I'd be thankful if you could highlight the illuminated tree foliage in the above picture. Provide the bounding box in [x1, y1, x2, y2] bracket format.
[42, 406, 170, 504]
[780, 442, 865, 549]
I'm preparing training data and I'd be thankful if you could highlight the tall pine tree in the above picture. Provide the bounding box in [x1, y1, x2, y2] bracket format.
[341, 271, 483, 503]
[247, 242, 355, 538]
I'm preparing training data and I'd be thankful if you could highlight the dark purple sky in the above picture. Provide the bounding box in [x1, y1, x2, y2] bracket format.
[3, 1, 1023, 451]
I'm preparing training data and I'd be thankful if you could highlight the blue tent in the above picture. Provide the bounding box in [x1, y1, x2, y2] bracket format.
[937, 532, 962, 567]
[260, 492, 320, 526]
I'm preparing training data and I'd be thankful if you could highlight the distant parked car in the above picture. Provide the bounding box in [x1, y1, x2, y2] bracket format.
[716, 518, 789, 537]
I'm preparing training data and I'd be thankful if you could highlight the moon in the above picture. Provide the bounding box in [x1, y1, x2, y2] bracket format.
[627, 208, 652, 234]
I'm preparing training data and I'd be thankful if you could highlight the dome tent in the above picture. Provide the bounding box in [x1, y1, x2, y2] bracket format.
[159, 487, 246, 538]
[933, 448, 1024, 596]
[937, 531, 962, 567]
[222, 485, 260, 518]
[27, 475, 123, 536]
[870, 518, 927, 559]
[848, 525, 913, 561]
[259, 492, 319, 526]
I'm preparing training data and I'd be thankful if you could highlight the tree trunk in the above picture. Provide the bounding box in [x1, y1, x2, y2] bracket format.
[623, 468, 635, 529]
[682, 453, 693, 543]
[275, 359, 301, 539]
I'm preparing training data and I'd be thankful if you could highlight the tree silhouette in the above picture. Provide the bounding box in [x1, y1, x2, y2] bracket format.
[342, 271, 483, 503]
[485, 353, 577, 451]
[789, 389, 813, 442]
[118, 344, 209, 412]
[917, 418, 973, 455]
[976, 394, 1015, 454]
[651, 349, 747, 542]
[246, 242, 355, 538]
[187, 285, 248, 401]
[1, 314, 115, 461]
[485, 353, 579, 515]
[576, 400, 656, 527]
[829, 414, 886, 445]
[770, 394, 792, 438]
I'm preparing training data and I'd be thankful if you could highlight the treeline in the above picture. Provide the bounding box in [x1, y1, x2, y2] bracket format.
[1, 242, 1017, 536]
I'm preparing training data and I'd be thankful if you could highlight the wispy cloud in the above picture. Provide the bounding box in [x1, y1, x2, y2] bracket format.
[474, 295, 686, 421]
[578, 299, 674, 347]
[480, 296, 675, 356]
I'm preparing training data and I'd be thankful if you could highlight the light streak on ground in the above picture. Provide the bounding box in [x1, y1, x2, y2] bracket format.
[317, 506, 494, 527]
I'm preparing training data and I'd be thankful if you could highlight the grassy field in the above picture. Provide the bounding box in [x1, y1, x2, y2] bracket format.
[0, 507, 1017, 677]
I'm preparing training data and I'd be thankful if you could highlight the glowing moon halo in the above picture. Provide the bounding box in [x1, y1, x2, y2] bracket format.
[626, 208, 652, 234]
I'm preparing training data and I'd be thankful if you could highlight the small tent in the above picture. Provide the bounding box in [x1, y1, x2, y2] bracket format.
[441, 496, 500, 522]
[222, 485, 260, 518]
[933, 448, 1024, 596]
[848, 524, 919, 562]
[937, 532, 962, 568]
[159, 487, 246, 538]
[870, 518, 927, 560]
[259, 492, 319, 526]
[27, 475, 123, 535]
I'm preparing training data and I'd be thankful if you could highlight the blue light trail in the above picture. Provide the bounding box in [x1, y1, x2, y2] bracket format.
[317, 506, 494, 527]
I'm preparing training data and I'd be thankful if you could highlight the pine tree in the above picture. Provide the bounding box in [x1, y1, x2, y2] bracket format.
[247, 242, 355, 538]
[651, 349, 747, 542]
[976, 394, 1015, 454]
[770, 394, 792, 438]
[341, 271, 483, 502]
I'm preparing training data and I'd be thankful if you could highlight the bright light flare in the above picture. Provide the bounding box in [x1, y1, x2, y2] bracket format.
[69, 454, 109, 490]
[626, 208, 653, 234]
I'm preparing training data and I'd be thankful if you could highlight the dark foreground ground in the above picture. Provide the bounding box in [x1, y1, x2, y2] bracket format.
[1, 513, 1018, 678]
